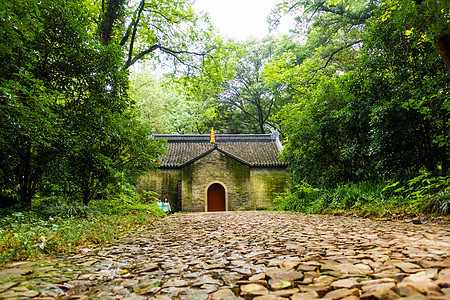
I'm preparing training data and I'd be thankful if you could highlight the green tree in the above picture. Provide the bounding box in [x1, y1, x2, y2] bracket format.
[391, 0, 450, 68]
[272, 0, 450, 68]
[0, 0, 166, 207]
[275, 76, 373, 186]
[269, 0, 375, 78]
[359, 0, 450, 177]
[60, 110, 165, 205]
[0, 0, 117, 207]
[130, 72, 171, 133]
[97, 0, 217, 70]
[130, 71, 221, 134]
[275, 0, 450, 188]
[215, 37, 292, 133]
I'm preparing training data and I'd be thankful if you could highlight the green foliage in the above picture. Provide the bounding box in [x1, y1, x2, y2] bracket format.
[358, 0, 449, 178]
[390, 174, 450, 215]
[423, 193, 450, 215]
[268, 0, 372, 82]
[273, 182, 326, 214]
[0, 0, 138, 207]
[421, 175, 450, 214]
[274, 180, 425, 217]
[276, 174, 450, 217]
[327, 181, 392, 211]
[0, 0, 173, 254]
[214, 37, 292, 133]
[138, 190, 159, 204]
[90, 197, 165, 217]
[97, 0, 218, 70]
[35, 197, 98, 219]
[130, 72, 172, 133]
[1, 0, 88, 207]
[1, 0, 212, 208]
[169, 37, 242, 134]
[275, 75, 372, 187]
[271, 0, 449, 193]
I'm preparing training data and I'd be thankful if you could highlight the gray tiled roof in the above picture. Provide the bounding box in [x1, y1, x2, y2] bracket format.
[154, 134, 287, 168]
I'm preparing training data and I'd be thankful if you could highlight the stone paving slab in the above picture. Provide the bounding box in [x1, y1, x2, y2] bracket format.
[1, 211, 450, 299]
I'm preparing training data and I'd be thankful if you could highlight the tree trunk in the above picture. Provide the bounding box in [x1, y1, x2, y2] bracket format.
[81, 176, 102, 205]
[98, 0, 125, 46]
[17, 140, 41, 209]
[19, 185, 32, 209]
[435, 34, 450, 69]
[82, 189, 92, 205]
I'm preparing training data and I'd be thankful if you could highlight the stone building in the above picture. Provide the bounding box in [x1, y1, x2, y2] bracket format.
[137, 131, 290, 212]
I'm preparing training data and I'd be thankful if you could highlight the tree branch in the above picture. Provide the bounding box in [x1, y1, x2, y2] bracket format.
[306, 39, 362, 83]
[120, 20, 135, 46]
[126, 0, 145, 65]
[125, 44, 209, 68]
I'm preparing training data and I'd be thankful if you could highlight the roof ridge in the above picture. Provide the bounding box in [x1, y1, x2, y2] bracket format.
[153, 134, 274, 143]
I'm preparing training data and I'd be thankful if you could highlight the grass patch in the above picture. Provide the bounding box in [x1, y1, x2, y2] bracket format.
[0, 197, 166, 266]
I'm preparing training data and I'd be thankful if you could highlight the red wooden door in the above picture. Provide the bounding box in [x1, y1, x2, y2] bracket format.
[207, 183, 225, 211]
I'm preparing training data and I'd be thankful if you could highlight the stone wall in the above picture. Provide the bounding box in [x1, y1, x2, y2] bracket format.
[181, 150, 251, 212]
[250, 167, 291, 209]
[136, 169, 182, 211]
[137, 149, 290, 212]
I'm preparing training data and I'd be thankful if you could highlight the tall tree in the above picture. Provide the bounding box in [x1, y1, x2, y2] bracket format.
[360, 0, 450, 177]
[216, 37, 291, 133]
[130, 72, 171, 133]
[274, 0, 450, 188]
[0, 0, 166, 207]
[0, 0, 115, 207]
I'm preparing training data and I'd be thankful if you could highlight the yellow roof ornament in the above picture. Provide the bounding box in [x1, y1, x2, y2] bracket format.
[210, 127, 215, 144]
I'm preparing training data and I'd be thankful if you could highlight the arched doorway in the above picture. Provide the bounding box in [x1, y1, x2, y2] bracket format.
[207, 183, 226, 211]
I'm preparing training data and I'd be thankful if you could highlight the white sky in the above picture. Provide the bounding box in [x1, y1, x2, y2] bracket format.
[193, 0, 292, 41]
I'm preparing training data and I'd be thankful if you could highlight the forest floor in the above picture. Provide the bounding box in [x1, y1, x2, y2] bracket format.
[0, 211, 449, 299]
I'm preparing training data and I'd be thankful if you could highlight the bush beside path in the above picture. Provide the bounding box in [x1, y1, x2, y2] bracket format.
[0, 211, 449, 299]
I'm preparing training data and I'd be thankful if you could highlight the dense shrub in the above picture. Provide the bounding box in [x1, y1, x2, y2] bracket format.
[272, 179, 445, 218]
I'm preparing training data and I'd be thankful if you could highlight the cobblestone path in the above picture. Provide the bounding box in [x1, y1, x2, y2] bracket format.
[1, 212, 450, 299]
